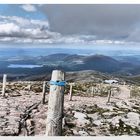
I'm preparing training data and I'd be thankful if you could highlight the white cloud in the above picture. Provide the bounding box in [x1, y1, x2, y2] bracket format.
[21, 4, 37, 12]
[0, 15, 51, 39]
[0, 23, 20, 35]
[0, 15, 127, 45]
[0, 15, 49, 28]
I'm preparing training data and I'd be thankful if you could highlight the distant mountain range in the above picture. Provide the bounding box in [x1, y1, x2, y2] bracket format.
[0, 53, 140, 82]
[36, 53, 139, 74]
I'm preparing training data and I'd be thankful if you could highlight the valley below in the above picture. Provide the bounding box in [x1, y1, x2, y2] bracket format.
[0, 52, 140, 85]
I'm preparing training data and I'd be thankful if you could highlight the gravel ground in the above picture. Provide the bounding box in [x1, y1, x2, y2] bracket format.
[0, 82, 140, 136]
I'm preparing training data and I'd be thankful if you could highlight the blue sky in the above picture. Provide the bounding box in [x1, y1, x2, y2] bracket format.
[0, 4, 47, 20]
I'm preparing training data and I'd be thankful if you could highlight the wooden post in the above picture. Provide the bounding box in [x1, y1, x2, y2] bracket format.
[107, 85, 112, 103]
[91, 86, 94, 96]
[2, 74, 7, 97]
[28, 84, 31, 91]
[46, 70, 65, 136]
[42, 81, 46, 104]
[27, 84, 31, 93]
[68, 83, 73, 101]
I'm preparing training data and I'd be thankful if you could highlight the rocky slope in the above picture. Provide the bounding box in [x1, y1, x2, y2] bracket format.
[0, 81, 139, 136]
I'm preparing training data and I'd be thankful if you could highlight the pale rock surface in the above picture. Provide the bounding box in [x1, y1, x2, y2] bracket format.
[93, 120, 102, 126]
[74, 111, 90, 127]
[122, 112, 140, 127]
[78, 131, 89, 136]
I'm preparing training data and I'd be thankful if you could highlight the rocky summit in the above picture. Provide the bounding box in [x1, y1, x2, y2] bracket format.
[0, 80, 140, 136]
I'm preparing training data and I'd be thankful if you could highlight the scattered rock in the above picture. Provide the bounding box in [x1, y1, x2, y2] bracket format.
[87, 113, 99, 120]
[31, 109, 38, 114]
[79, 130, 89, 136]
[74, 111, 87, 120]
[93, 120, 102, 126]
[122, 112, 140, 128]
[115, 101, 130, 109]
[0, 81, 140, 136]
[24, 85, 31, 91]
[73, 111, 90, 127]
[107, 116, 122, 126]
[102, 111, 117, 119]
[72, 130, 79, 135]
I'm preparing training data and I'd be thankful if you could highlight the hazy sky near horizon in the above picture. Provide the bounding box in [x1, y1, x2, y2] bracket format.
[1, 4, 140, 46]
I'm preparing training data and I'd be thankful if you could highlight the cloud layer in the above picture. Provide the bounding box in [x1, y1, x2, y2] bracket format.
[0, 14, 126, 44]
[0, 15, 55, 43]
[1, 5, 140, 45]
[42, 4, 140, 43]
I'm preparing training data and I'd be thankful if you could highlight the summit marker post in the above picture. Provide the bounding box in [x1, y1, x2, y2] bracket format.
[46, 70, 65, 136]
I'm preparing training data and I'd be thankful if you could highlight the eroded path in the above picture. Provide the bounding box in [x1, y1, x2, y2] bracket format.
[0, 91, 42, 136]
[114, 85, 130, 100]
